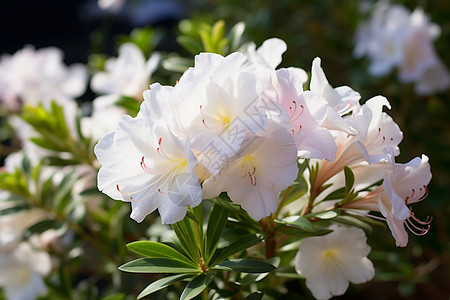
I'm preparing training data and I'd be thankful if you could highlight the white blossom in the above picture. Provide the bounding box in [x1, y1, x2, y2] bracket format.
[295, 225, 375, 300]
[91, 43, 160, 99]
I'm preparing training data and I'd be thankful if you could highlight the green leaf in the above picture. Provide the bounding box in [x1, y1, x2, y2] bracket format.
[210, 234, 264, 266]
[180, 272, 215, 300]
[115, 96, 141, 117]
[119, 258, 201, 274]
[205, 204, 229, 264]
[52, 170, 79, 213]
[333, 215, 373, 233]
[43, 156, 82, 166]
[304, 209, 340, 220]
[100, 293, 125, 300]
[344, 166, 355, 195]
[177, 36, 203, 55]
[138, 274, 192, 299]
[275, 216, 315, 232]
[172, 217, 202, 262]
[214, 259, 276, 274]
[0, 204, 30, 216]
[126, 241, 196, 266]
[24, 219, 57, 237]
[246, 291, 264, 300]
[162, 56, 193, 73]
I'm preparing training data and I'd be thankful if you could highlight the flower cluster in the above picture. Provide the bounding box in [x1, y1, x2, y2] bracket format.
[354, 2, 450, 95]
[94, 39, 432, 298]
[0, 14, 437, 300]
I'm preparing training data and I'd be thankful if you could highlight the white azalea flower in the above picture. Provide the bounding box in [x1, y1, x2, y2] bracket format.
[91, 43, 160, 99]
[272, 67, 337, 161]
[344, 154, 431, 247]
[95, 112, 202, 224]
[354, 3, 411, 76]
[176, 52, 268, 176]
[354, 3, 449, 94]
[245, 38, 287, 70]
[310, 57, 361, 117]
[0, 46, 87, 110]
[378, 155, 432, 247]
[202, 121, 298, 220]
[312, 96, 402, 192]
[0, 242, 51, 300]
[81, 94, 126, 142]
[295, 225, 375, 300]
[0, 209, 48, 252]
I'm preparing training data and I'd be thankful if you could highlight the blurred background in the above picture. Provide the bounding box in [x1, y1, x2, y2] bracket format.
[0, 0, 449, 299]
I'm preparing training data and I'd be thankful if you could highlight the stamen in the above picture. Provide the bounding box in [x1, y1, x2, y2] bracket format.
[405, 218, 430, 236]
[156, 138, 170, 159]
[291, 125, 302, 135]
[290, 103, 304, 123]
[200, 105, 213, 130]
[410, 210, 433, 225]
[140, 156, 165, 174]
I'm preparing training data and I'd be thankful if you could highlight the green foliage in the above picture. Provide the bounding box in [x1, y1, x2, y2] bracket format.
[21, 101, 95, 166]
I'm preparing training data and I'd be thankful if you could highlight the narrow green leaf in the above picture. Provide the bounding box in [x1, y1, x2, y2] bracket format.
[344, 166, 355, 195]
[214, 259, 276, 274]
[210, 234, 264, 266]
[162, 56, 193, 73]
[100, 293, 125, 300]
[0, 204, 30, 216]
[24, 219, 57, 237]
[138, 274, 192, 299]
[52, 170, 79, 213]
[177, 36, 203, 55]
[43, 156, 81, 166]
[275, 216, 315, 232]
[322, 187, 346, 201]
[180, 272, 215, 300]
[126, 241, 196, 266]
[246, 291, 264, 300]
[115, 96, 141, 117]
[304, 209, 340, 220]
[119, 258, 201, 274]
[333, 215, 373, 233]
[211, 20, 225, 42]
[172, 217, 202, 262]
[205, 204, 229, 263]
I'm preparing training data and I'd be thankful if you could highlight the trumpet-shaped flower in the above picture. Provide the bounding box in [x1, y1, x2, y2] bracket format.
[310, 57, 361, 117]
[295, 225, 375, 300]
[344, 155, 431, 247]
[95, 113, 202, 224]
[202, 121, 298, 220]
[311, 96, 402, 192]
[91, 43, 160, 99]
[0, 242, 51, 300]
[176, 52, 269, 175]
[272, 68, 337, 161]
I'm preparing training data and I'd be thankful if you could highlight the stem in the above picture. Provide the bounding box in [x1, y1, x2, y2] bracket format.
[301, 188, 318, 216]
[260, 217, 276, 258]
